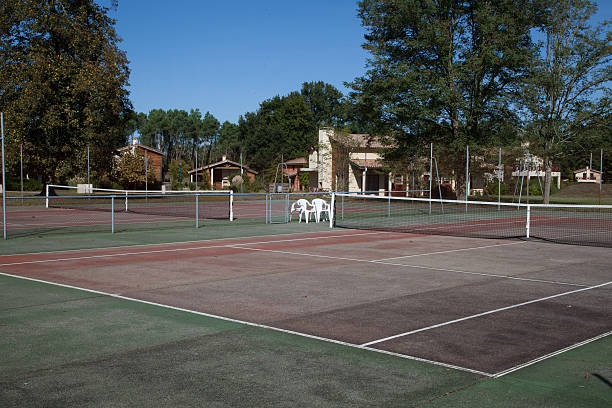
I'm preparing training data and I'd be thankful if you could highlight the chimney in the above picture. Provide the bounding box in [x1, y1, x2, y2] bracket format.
[222, 155, 227, 161]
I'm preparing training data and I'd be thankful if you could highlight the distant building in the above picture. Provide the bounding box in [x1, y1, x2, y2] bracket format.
[306, 128, 398, 194]
[116, 140, 164, 181]
[573, 167, 601, 183]
[511, 156, 561, 189]
[283, 157, 308, 191]
[189, 155, 258, 189]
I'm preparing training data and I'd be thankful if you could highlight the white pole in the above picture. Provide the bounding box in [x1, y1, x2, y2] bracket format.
[1, 113, 6, 240]
[526, 204, 531, 238]
[229, 190, 234, 221]
[20, 143, 23, 199]
[195, 149, 198, 191]
[195, 194, 199, 228]
[87, 146, 90, 188]
[145, 150, 148, 196]
[498, 147, 501, 210]
[465, 145, 469, 212]
[600, 149, 603, 205]
[111, 196, 115, 233]
[46, 184, 49, 208]
[329, 193, 335, 228]
[429, 143, 433, 214]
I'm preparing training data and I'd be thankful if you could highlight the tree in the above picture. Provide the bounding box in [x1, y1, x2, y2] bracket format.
[521, 0, 611, 203]
[0, 0, 132, 188]
[239, 92, 315, 172]
[113, 151, 155, 189]
[300, 81, 345, 127]
[139, 108, 219, 173]
[349, 0, 536, 197]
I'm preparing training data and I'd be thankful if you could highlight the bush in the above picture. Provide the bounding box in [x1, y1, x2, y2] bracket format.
[4, 176, 42, 191]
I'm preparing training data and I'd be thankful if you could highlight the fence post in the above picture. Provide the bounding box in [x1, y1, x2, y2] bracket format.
[46, 184, 49, 208]
[195, 194, 199, 228]
[125, 191, 128, 212]
[111, 196, 115, 234]
[229, 190, 234, 221]
[329, 193, 335, 228]
[525, 205, 530, 238]
[1, 112, 5, 240]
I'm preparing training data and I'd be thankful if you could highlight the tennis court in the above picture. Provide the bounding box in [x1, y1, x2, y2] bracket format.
[1, 218, 610, 406]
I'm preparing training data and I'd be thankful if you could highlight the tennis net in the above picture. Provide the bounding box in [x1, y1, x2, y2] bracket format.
[46, 190, 232, 221]
[333, 193, 612, 247]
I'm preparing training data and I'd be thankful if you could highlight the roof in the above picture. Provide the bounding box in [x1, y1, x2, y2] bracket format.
[284, 157, 308, 165]
[332, 133, 387, 149]
[350, 159, 385, 170]
[188, 158, 258, 175]
[117, 143, 164, 156]
[573, 168, 601, 174]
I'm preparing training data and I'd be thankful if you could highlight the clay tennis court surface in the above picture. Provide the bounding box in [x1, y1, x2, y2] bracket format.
[1, 229, 610, 376]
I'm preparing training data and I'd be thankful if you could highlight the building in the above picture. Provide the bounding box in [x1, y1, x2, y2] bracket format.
[306, 128, 398, 194]
[511, 156, 561, 189]
[189, 155, 258, 189]
[283, 157, 308, 191]
[116, 141, 164, 181]
[573, 167, 601, 183]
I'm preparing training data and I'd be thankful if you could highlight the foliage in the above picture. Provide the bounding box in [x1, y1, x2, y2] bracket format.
[113, 152, 156, 189]
[349, 0, 537, 197]
[4, 176, 43, 192]
[520, 0, 611, 202]
[139, 108, 220, 171]
[0, 0, 132, 186]
[211, 121, 241, 162]
[300, 81, 345, 127]
[238, 91, 316, 171]
[168, 159, 192, 190]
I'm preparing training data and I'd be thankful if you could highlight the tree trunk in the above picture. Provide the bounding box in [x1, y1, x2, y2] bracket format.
[543, 161, 552, 204]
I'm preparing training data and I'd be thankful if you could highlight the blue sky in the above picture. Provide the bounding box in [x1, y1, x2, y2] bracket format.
[108, 0, 611, 125]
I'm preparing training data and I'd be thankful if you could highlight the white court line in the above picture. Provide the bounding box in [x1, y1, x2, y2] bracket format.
[371, 241, 527, 262]
[232, 246, 589, 288]
[361, 281, 612, 347]
[0, 270, 492, 377]
[0, 231, 388, 267]
[493, 331, 612, 378]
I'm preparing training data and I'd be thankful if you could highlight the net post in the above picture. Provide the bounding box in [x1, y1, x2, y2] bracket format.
[341, 194, 344, 220]
[429, 143, 433, 215]
[125, 191, 128, 212]
[1, 112, 6, 240]
[525, 204, 530, 238]
[229, 190, 234, 221]
[195, 194, 199, 228]
[465, 145, 469, 212]
[111, 196, 115, 234]
[265, 193, 268, 224]
[387, 193, 391, 217]
[498, 147, 501, 210]
[46, 184, 49, 208]
[329, 193, 335, 228]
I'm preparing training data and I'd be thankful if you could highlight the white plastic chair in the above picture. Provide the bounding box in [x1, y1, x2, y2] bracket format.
[290, 199, 315, 223]
[311, 198, 330, 223]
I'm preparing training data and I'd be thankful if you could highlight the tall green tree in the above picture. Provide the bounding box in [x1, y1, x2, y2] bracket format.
[139, 108, 219, 173]
[349, 0, 536, 197]
[300, 81, 345, 127]
[521, 0, 611, 203]
[0, 0, 132, 186]
[239, 92, 315, 173]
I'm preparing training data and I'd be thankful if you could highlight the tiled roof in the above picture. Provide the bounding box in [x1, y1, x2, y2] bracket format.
[350, 159, 385, 169]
